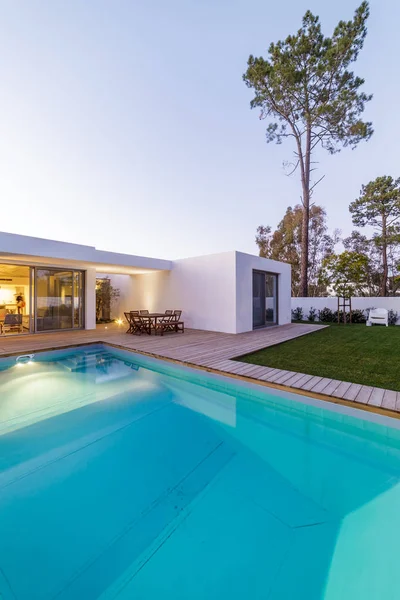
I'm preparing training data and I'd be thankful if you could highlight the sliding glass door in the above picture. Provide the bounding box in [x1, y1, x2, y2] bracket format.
[252, 270, 278, 329]
[265, 273, 278, 325]
[252, 271, 266, 328]
[35, 269, 84, 331]
[0, 263, 33, 335]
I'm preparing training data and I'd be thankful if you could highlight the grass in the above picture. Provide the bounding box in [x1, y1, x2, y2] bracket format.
[238, 324, 400, 391]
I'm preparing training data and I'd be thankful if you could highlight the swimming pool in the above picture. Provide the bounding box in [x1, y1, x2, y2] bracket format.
[0, 344, 399, 599]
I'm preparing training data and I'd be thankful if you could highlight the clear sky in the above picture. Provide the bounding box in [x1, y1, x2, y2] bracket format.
[0, 0, 398, 259]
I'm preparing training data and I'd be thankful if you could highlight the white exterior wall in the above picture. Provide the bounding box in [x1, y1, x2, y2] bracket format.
[110, 252, 238, 333]
[97, 273, 138, 319]
[235, 252, 292, 333]
[85, 268, 97, 329]
[291, 297, 400, 324]
[110, 252, 292, 334]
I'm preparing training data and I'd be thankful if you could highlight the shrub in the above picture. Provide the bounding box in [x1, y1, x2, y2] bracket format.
[350, 309, 367, 324]
[318, 307, 335, 323]
[307, 307, 317, 322]
[388, 309, 398, 326]
[334, 310, 351, 323]
[291, 307, 303, 321]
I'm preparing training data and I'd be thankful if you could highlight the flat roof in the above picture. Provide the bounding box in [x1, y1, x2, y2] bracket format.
[0, 231, 172, 274]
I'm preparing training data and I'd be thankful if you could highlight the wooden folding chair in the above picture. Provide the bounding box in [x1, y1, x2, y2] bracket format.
[124, 312, 133, 333]
[131, 313, 151, 335]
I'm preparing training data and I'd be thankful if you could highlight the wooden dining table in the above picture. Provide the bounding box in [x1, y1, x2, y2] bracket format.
[140, 313, 167, 334]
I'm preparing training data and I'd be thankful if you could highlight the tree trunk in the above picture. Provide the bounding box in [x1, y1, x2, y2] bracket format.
[381, 215, 388, 297]
[300, 195, 309, 297]
[299, 126, 311, 297]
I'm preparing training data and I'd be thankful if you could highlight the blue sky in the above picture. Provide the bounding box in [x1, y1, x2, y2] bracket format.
[0, 0, 398, 259]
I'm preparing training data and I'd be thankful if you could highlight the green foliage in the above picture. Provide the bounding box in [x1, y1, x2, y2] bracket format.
[318, 307, 335, 323]
[350, 176, 400, 228]
[307, 307, 317, 322]
[322, 250, 369, 296]
[349, 309, 367, 323]
[342, 231, 380, 295]
[96, 278, 120, 322]
[244, 2, 372, 295]
[349, 175, 400, 296]
[256, 204, 338, 296]
[244, 3, 372, 152]
[334, 310, 350, 324]
[291, 306, 304, 321]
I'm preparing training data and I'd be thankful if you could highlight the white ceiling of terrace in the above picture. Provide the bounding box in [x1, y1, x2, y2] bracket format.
[0, 255, 163, 275]
[0, 263, 30, 278]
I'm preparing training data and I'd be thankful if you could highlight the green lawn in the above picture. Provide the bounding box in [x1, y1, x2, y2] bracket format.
[238, 324, 400, 391]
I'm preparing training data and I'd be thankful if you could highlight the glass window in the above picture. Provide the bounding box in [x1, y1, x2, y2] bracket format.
[265, 274, 278, 325]
[253, 271, 278, 328]
[252, 271, 266, 328]
[36, 270, 73, 331]
[0, 263, 33, 335]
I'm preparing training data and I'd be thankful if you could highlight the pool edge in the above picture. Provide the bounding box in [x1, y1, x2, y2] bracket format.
[1, 339, 399, 422]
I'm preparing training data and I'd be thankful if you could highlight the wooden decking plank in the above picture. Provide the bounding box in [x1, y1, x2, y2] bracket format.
[218, 361, 248, 374]
[354, 386, 374, 405]
[343, 384, 363, 402]
[318, 379, 344, 397]
[368, 387, 385, 407]
[382, 390, 397, 411]
[300, 376, 323, 391]
[289, 373, 314, 389]
[330, 381, 352, 399]
[243, 365, 275, 379]
[278, 372, 305, 387]
[267, 370, 292, 383]
[273, 370, 300, 385]
[257, 368, 281, 381]
[310, 378, 333, 394]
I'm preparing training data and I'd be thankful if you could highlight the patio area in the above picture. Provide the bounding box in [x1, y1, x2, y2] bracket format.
[0, 322, 320, 362]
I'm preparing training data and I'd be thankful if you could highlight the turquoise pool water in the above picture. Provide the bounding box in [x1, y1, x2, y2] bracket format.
[0, 344, 400, 599]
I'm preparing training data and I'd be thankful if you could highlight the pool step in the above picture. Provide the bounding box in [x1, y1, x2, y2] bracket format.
[60, 351, 115, 372]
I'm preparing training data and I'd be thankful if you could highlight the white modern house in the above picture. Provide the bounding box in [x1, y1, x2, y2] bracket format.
[0, 231, 291, 336]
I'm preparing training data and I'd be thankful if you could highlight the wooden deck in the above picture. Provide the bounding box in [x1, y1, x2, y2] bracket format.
[1, 323, 399, 416]
[0, 322, 322, 361]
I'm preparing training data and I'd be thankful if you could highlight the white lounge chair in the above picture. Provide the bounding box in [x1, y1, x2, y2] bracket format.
[367, 308, 389, 327]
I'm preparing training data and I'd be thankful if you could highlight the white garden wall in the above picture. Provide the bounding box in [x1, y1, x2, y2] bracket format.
[291, 297, 400, 324]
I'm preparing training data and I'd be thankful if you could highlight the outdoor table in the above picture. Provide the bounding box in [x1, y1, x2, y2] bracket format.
[141, 313, 166, 333]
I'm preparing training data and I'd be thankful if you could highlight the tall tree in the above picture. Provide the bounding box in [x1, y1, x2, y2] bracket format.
[322, 251, 369, 297]
[256, 204, 338, 296]
[349, 175, 400, 296]
[243, 2, 373, 296]
[342, 230, 380, 295]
